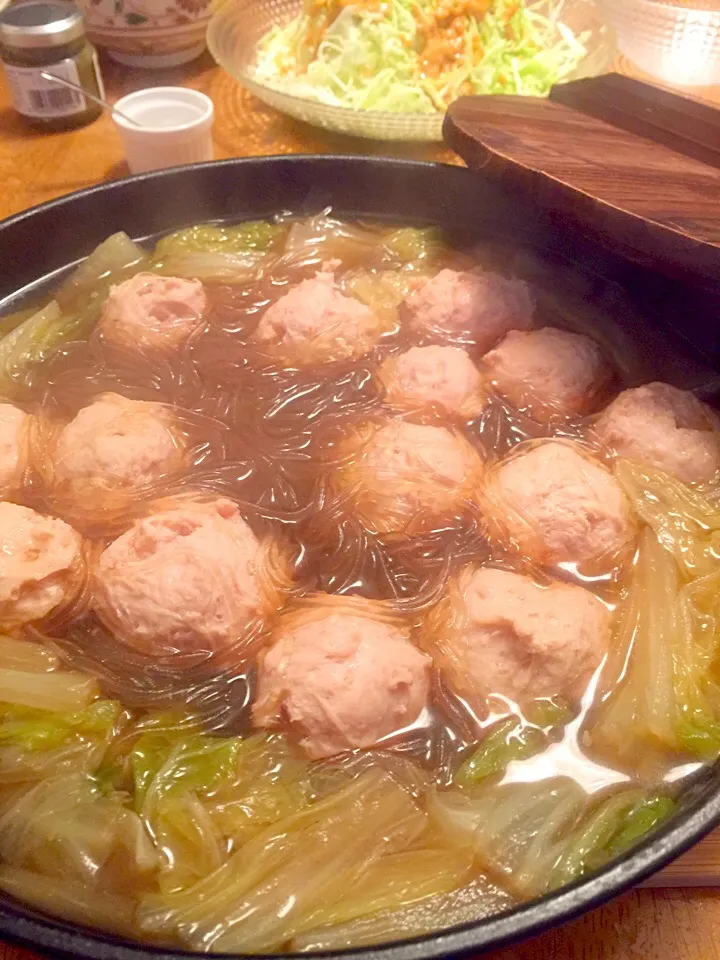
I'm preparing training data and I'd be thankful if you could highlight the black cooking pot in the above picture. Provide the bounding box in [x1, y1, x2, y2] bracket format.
[0, 154, 719, 960]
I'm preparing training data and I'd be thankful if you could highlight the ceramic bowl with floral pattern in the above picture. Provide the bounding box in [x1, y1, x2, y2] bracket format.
[77, 0, 212, 68]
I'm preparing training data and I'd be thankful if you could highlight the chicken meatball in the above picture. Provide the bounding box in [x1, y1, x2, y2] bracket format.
[404, 268, 533, 349]
[482, 441, 634, 567]
[93, 498, 290, 658]
[594, 382, 720, 485]
[50, 393, 184, 500]
[0, 502, 85, 626]
[426, 567, 610, 709]
[0, 404, 29, 496]
[253, 271, 390, 365]
[331, 418, 484, 535]
[101, 273, 207, 352]
[253, 595, 431, 758]
[377, 345, 486, 418]
[483, 327, 610, 421]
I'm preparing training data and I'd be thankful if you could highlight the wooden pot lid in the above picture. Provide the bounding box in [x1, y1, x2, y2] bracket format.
[443, 74, 720, 294]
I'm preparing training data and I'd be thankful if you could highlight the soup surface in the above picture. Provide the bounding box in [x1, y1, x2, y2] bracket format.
[0, 214, 718, 952]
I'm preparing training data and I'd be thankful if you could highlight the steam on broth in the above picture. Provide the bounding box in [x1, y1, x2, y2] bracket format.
[0, 212, 718, 952]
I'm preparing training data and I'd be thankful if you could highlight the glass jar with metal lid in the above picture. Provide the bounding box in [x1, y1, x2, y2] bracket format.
[0, 0, 105, 130]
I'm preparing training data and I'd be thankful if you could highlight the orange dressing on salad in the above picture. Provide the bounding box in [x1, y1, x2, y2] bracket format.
[414, 0, 491, 78]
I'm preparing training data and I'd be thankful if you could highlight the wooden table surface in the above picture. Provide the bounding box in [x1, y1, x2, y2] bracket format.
[2, 45, 720, 960]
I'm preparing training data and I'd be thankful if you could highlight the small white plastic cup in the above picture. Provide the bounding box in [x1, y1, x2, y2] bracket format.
[112, 87, 214, 175]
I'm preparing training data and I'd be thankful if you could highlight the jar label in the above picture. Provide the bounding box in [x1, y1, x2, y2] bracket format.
[3, 59, 87, 119]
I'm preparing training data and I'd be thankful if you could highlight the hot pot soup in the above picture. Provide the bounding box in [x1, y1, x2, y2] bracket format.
[0, 213, 717, 952]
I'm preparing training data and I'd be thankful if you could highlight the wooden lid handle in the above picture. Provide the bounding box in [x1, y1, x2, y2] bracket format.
[443, 74, 720, 292]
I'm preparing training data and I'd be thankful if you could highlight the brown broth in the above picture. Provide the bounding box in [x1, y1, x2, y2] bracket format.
[18, 222, 637, 776]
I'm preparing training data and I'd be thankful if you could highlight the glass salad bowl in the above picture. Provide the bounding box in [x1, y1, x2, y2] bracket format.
[597, 0, 720, 87]
[207, 0, 617, 143]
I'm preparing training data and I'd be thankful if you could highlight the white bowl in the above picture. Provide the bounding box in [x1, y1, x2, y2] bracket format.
[76, 0, 213, 68]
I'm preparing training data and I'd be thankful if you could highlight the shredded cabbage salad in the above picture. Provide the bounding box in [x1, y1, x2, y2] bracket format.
[253, 0, 590, 113]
